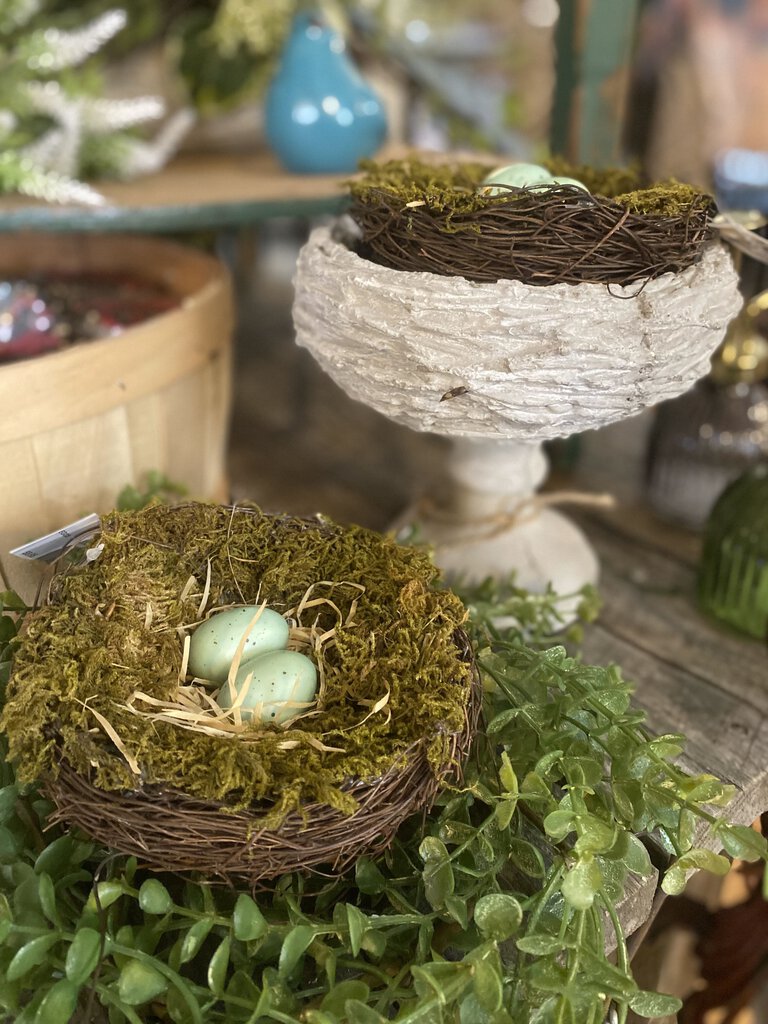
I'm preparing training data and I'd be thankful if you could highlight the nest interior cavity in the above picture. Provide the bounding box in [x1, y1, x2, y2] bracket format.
[348, 157, 716, 287]
[2, 504, 472, 829]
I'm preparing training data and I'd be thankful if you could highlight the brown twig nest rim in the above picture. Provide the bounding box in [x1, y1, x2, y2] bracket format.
[349, 158, 716, 287]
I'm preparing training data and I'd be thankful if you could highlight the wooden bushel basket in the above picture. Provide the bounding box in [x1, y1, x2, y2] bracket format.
[0, 233, 233, 582]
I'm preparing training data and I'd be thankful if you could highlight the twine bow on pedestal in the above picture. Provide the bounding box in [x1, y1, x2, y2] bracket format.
[418, 490, 617, 545]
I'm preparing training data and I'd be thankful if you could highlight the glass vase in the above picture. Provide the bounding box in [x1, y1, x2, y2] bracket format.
[698, 465, 768, 639]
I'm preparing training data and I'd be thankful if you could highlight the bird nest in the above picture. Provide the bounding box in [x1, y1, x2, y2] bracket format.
[349, 157, 716, 287]
[2, 504, 480, 882]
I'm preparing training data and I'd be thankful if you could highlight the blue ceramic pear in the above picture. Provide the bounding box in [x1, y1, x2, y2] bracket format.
[265, 12, 387, 174]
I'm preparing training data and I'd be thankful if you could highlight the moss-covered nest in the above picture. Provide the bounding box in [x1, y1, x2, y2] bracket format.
[2, 504, 475, 847]
[348, 157, 716, 287]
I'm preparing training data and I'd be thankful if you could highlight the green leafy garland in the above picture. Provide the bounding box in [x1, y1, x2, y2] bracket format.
[0, 576, 764, 1024]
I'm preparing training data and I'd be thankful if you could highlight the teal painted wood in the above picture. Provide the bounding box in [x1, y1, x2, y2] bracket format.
[550, 0, 578, 159]
[0, 194, 349, 234]
[581, 0, 640, 165]
[551, 0, 641, 166]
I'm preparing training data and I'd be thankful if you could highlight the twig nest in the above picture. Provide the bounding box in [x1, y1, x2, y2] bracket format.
[349, 158, 717, 287]
[2, 504, 479, 880]
[293, 226, 741, 441]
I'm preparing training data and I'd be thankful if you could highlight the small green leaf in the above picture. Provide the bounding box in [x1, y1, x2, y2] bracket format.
[445, 894, 469, 930]
[34, 979, 79, 1024]
[516, 935, 564, 956]
[486, 711, 520, 736]
[648, 734, 685, 759]
[346, 905, 368, 957]
[37, 874, 60, 927]
[543, 809, 576, 841]
[439, 821, 478, 846]
[561, 858, 602, 910]
[207, 935, 230, 996]
[718, 824, 768, 863]
[320, 980, 370, 1015]
[34, 836, 75, 878]
[7, 933, 61, 981]
[629, 990, 683, 1017]
[473, 959, 503, 1012]
[342, 1001, 385, 1024]
[494, 801, 515, 830]
[535, 751, 564, 778]
[499, 752, 518, 796]
[355, 857, 387, 895]
[423, 857, 454, 912]
[361, 929, 387, 958]
[65, 927, 102, 985]
[0, 826, 19, 862]
[574, 816, 616, 855]
[0, 785, 19, 824]
[233, 893, 267, 941]
[180, 918, 214, 963]
[682, 775, 734, 806]
[118, 960, 168, 1006]
[138, 879, 172, 915]
[662, 848, 731, 895]
[87, 881, 124, 911]
[227, 968, 260, 1002]
[0, 591, 28, 611]
[474, 893, 523, 942]
[677, 809, 695, 853]
[508, 838, 545, 879]
[279, 925, 314, 976]
[624, 834, 654, 877]
[305, 1012, 340, 1024]
[419, 836, 450, 863]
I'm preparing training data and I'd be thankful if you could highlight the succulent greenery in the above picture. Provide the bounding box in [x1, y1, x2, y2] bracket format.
[0, 564, 764, 1023]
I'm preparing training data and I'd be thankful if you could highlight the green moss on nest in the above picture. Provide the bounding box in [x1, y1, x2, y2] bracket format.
[351, 157, 713, 220]
[2, 504, 470, 824]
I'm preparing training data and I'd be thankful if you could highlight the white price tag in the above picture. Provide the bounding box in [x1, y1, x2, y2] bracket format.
[9, 513, 101, 563]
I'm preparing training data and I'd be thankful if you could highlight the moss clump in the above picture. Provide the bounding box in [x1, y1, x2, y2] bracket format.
[2, 504, 471, 824]
[350, 157, 713, 221]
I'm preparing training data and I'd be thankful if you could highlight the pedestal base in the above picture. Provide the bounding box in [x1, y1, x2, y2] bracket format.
[392, 438, 599, 624]
[397, 502, 599, 622]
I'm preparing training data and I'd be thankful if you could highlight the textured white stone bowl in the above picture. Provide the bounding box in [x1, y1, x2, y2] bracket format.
[293, 226, 741, 442]
[292, 224, 742, 602]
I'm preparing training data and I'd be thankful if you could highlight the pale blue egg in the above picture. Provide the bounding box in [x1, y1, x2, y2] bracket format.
[218, 650, 318, 725]
[552, 176, 589, 192]
[480, 162, 553, 195]
[188, 606, 289, 684]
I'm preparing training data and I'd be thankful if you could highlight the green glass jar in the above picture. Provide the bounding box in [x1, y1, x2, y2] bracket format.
[698, 465, 768, 639]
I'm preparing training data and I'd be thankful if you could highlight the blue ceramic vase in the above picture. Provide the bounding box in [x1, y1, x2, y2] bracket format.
[265, 12, 387, 174]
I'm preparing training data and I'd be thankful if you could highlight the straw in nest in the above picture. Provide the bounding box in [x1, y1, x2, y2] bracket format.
[348, 158, 716, 287]
[2, 503, 481, 882]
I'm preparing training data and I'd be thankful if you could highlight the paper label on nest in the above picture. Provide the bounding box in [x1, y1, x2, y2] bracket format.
[293, 227, 741, 441]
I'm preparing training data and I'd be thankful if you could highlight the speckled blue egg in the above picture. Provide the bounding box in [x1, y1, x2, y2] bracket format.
[217, 650, 318, 725]
[188, 606, 289, 684]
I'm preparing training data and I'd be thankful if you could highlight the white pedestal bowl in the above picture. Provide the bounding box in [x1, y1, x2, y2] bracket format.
[293, 225, 741, 597]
